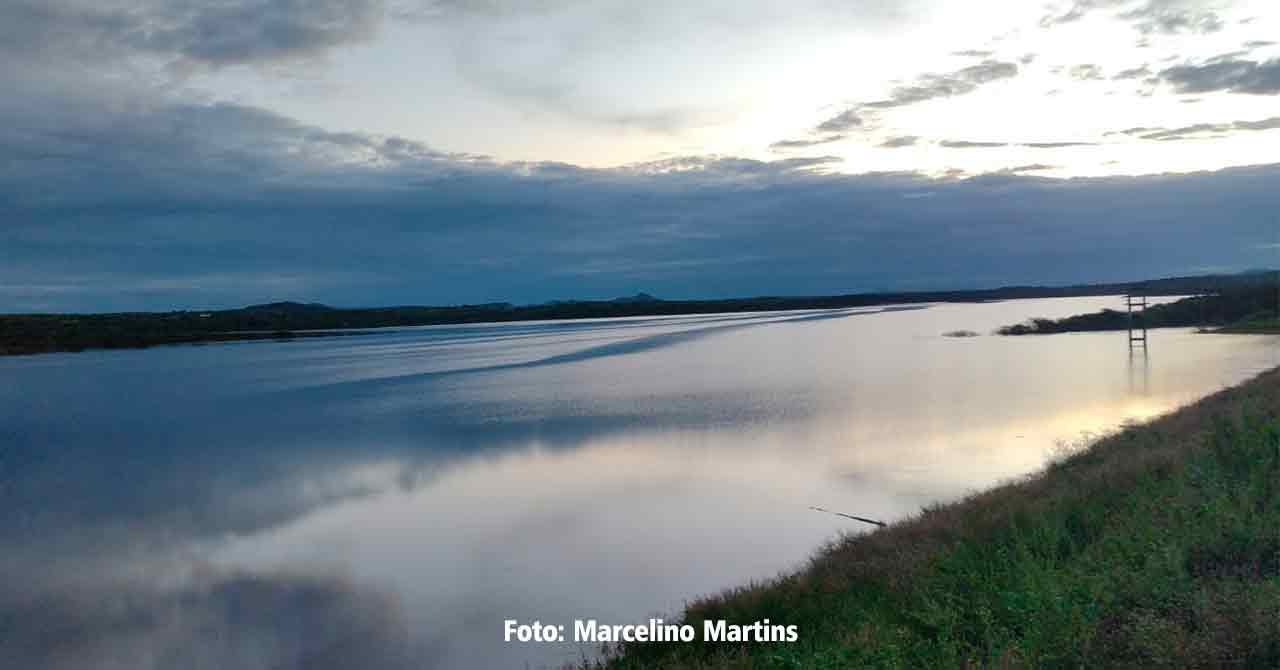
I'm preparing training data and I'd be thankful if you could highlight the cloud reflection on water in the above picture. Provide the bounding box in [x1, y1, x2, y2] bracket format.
[2, 298, 1278, 669]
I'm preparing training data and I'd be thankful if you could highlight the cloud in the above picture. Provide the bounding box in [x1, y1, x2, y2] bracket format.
[1121, 3, 1224, 34]
[999, 163, 1058, 173]
[401, 0, 928, 133]
[1113, 65, 1152, 80]
[0, 0, 927, 136]
[1236, 117, 1280, 131]
[878, 135, 920, 148]
[1021, 141, 1099, 148]
[811, 60, 1019, 138]
[952, 49, 994, 58]
[770, 134, 847, 150]
[1159, 58, 1280, 94]
[1243, 40, 1276, 48]
[864, 60, 1019, 109]
[1038, 1, 1102, 27]
[940, 140, 1009, 148]
[1107, 125, 1164, 135]
[814, 109, 863, 133]
[620, 154, 844, 176]
[936, 139, 1100, 150]
[1116, 115, 1280, 141]
[1040, 0, 1223, 34]
[0, 0, 385, 68]
[3, 86, 1280, 311]
[1069, 64, 1105, 80]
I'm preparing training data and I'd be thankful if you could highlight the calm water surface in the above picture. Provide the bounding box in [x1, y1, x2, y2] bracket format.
[3, 296, 1277, 669]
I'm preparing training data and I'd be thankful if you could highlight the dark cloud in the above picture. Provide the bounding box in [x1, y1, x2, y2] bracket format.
[770, 134, 846, 150]
[1159, 58, 1280, 95]
[2, 91, 1280, 311]
[1000, 163, 1058, 174]
[1113, 65, 1152, 80]
[1235, 117, 1280, 131]
[952, 49, 994, 58]
[1117, 116, 1280, 141]
[0, 0, 385, 68]
[1244, 40, 1276, 49]
[1120, 3, 1223, 34]
[865, 60, 1018, 109]
[1041, 0, 1223, 35]
[812, 59, 1019, 137]
[957, 60, 1021, 83]
[878, 135, 920, 148]
[814, 109, 863, 133]
[1107, 125, 1162, 136]
[1135, 123, 1227, 140]
[1021, 141, 1098, 148]
[940, 140, 1009, 148]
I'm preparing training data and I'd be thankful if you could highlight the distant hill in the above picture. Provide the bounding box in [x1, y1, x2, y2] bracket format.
[611, 293, 662, 304]
[544, 293, 662, 306]
[240, 301, 334, 313]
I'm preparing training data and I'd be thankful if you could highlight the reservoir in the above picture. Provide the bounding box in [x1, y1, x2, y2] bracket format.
[2, 296, 1277, 670]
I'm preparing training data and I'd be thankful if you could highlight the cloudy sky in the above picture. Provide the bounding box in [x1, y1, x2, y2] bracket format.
[2, 0, 1278, 311]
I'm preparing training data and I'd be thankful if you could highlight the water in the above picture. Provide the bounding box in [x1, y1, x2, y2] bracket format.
[2, 296, 1276, 670]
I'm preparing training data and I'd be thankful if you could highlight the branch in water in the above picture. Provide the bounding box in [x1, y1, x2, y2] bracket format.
[809, 506, 886, 527]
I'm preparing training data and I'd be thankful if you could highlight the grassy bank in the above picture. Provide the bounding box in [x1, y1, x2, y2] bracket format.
[601, 367, 1280, 669]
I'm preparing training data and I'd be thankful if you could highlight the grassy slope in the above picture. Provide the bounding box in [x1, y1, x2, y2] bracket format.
[602, 368, 1280, 669]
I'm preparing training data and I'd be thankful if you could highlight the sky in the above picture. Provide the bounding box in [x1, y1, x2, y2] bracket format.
[2, 0, 1279, 311]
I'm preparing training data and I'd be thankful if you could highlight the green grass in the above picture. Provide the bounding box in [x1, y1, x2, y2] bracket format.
[598, 368, 1280, 669]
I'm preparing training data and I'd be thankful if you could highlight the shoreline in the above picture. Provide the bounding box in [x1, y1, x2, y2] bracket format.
[6, 271, 1269, 358]
[602, 365, 1280, 668]
[0, 328, 371, 357]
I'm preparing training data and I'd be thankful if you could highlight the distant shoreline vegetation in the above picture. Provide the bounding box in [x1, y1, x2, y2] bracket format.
[997, 275, 1280, 336]
[1, 271, 1276, 356]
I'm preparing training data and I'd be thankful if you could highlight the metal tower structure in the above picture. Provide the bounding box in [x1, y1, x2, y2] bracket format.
[1125, 293, 1148, 349]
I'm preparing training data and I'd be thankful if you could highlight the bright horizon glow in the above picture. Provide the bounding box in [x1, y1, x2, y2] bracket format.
[181, 0, 1280, 177]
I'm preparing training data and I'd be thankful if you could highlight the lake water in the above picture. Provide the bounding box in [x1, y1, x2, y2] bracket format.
[2, 296, 1277, 670]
